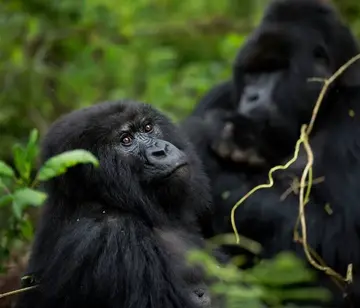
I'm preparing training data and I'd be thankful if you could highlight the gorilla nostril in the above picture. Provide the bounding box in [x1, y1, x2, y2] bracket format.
[248, 93, 259, 102]
[194, 289, 205, 298]
[152, 149, 166, 157]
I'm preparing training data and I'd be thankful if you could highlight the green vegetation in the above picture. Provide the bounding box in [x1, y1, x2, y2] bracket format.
[0, 132, 331, 307]
[1, 0, 359, 306]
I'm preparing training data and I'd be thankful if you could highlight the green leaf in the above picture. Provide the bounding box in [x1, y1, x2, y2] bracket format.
[0, 161, 15, 178]
[11, 187, 46, 219]
[37, 149, 99, 181]
[249, 252, 314, 286]
[20, 219, 34, 241]
[12, 144, 27, 179]
[0, 195, 13, 208]
[22, 129, 40, 181]
[25, 129, 39, 163]
[13, 188, 47, 210]
[12, 201, 22, 219]
[28, 129, 39, 147]
[11, 48, 24, 67]
[272, 287, 331, 302]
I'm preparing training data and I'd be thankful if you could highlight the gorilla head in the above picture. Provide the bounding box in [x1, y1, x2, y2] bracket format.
[42, 100, 211, 224]
[17, 100, 219, 308]
[233, 0, 359, 152]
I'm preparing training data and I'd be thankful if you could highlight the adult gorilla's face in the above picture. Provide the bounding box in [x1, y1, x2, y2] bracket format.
[232, 0, 359, 143]
[233, 26, 331, 138]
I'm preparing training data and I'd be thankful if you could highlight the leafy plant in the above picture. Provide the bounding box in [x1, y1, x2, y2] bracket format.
[188, 249, 331, 307]
[0, 129, 99, 271]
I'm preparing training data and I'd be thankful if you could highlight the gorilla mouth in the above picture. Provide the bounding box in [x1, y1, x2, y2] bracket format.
[165, 162, 189, 178]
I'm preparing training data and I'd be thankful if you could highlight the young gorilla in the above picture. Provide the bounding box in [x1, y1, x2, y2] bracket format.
[185, 0, 360, 306]
[15, 100, 223, 308]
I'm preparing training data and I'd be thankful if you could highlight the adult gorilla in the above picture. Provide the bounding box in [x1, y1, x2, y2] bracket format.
[184, 0, 360, 168]
[15, 100, 223, 308]
[183, 0, 360, 306]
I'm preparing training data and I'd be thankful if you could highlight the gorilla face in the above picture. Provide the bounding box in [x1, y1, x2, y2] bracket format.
[234, 26, 332, 137]
[232, 0, 358, 143]
[111, 114, 189, 183]
[41, 100, 204, 210]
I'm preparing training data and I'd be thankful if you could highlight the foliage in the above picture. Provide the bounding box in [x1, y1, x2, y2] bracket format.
[334, 0, 360, 37]
[1, 0, 359, 156]
[0, 0, 269, 159]
[188, 249, 331, 307]
[0, 129, 99, 272]
[1, 0, 360, 305]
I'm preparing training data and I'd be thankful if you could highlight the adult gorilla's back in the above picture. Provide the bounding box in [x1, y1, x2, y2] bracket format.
[15, 100, 214, 308]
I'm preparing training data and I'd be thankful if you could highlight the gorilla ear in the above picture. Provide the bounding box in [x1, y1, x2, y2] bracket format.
[339, 60, 360, 87]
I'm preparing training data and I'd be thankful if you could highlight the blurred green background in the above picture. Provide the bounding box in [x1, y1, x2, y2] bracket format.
[0, 0, 360, 305]
[0, 0, 358, 161]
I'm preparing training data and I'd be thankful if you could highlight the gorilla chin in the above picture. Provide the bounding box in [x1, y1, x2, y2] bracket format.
[165, 162, 189, 179]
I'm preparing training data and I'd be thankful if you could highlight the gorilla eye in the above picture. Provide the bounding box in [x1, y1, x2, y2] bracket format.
[144, 123, 153, 133]
[120, 134, 132, 146]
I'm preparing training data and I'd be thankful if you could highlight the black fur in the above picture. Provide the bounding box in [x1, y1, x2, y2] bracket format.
[15, 100, 221, 308]
[184, 0, 360, 307]
[190, 81, 235, 117]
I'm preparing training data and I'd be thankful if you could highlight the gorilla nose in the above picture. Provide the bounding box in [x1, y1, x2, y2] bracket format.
[146, 140, 186, 167]
[150, 146, 168, 158]
[147, 142, 168, 160]
[247, 93, 259, 102]
[194, 289, 205, 298]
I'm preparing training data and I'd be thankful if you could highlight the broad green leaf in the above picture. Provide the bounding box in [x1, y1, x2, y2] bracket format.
[11, 187, 45, 218]
[13, 188, 47, 209]
[20, 219, 34, 241]
[37, 150, 99, 181]
[249, 252, 314, 286]
[0, 195, 13, 208]
[12, 201, 22, 219]
[0, 161, 15, 178]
